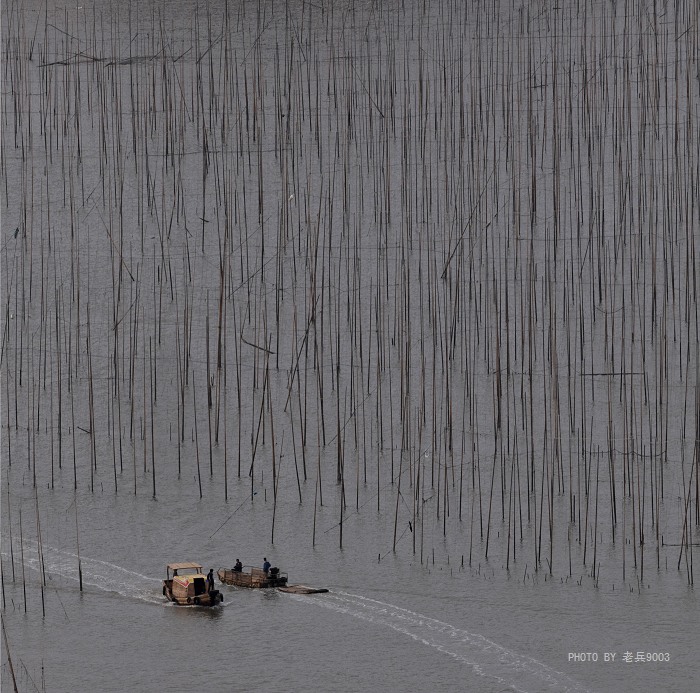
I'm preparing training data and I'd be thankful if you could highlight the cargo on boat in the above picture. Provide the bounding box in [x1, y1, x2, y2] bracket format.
[163, 562, 223, 606]
[217, 565, 288, 588]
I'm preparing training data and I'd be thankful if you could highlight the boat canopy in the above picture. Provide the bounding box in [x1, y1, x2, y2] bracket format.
[167, 562, 203, 572]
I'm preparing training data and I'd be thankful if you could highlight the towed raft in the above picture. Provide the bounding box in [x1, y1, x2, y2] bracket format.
[277, 584, 329, 595]
[163, 562, 223, 606]
[217, 565, 288, 588]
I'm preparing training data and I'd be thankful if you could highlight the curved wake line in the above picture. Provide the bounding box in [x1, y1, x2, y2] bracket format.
[293, 590, 592, 693]
[1, 537, 163, 604]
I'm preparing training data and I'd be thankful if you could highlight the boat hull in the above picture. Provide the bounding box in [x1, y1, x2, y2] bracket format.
[163, 581, 223, 606]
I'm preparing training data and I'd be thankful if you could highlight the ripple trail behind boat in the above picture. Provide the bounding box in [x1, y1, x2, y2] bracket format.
[289, 590, 593, 693]
[1, 537, 163, 604]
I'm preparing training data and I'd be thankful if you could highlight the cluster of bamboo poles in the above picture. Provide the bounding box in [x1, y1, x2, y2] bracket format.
[1, 0, 698, 592]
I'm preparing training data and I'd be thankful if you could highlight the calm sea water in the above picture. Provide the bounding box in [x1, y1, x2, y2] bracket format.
[2, 0, 698, 691]
[1, 474, 697, 692]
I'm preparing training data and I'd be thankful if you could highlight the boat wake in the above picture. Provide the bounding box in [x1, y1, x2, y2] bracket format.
[1, 537, 163, 605]
[292, 591, 591, 693]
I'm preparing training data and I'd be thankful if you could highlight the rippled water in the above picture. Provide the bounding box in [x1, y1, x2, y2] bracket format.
[2, 0, 699, 691]
[2, 472, 697, 692]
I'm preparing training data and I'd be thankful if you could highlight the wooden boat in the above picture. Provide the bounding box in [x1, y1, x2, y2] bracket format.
[217, 565, 288, 588]
[217, 565, 327, 593]
[163, 562, 223, 606]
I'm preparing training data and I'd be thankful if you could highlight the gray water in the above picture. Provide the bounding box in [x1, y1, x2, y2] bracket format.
[2, 0, 699, 691]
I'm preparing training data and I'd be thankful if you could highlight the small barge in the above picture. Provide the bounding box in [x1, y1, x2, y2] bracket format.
[163, 562, 223, 606]
[217, 565, 288, 588]
[217, 564, 328, 594]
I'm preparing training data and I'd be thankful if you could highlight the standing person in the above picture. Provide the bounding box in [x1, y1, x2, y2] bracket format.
[262, 558, 271, 574]
[233, 559, 243, 572]
[206, 568, 214, 593]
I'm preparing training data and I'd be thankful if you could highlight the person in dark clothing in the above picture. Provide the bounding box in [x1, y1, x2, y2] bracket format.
[206, 569, 214, 593]
[233, 559, 243, 572]
[262, 558, 271, 574]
